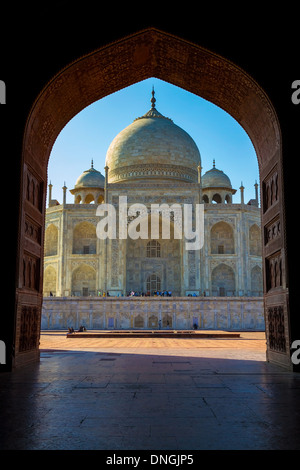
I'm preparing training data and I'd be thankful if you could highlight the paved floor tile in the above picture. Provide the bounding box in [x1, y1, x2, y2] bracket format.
[1, 331, 300, 450]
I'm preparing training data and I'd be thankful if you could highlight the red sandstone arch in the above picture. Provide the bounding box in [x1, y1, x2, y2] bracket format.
[16, 28, 289, 368]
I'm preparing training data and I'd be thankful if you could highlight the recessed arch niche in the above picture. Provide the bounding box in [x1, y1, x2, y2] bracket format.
[16, 28, 289, 369]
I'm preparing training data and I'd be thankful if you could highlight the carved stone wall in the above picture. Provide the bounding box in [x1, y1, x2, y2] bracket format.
[262, 169, 279, 213]
[42, 297, 265, 331]
[261, 156, 289, 367]
[267, 306, 286, 353]
[19, 305, 40, 353]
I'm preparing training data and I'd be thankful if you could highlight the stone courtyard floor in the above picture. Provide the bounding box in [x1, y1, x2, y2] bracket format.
[1, 330, 300, 451]
[40, 330, 266, 359]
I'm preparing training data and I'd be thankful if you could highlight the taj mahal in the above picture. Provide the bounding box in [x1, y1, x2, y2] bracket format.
[42, 91, 264, 331]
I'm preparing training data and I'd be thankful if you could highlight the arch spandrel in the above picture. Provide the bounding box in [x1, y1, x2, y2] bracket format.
[23, 29, 280, 172]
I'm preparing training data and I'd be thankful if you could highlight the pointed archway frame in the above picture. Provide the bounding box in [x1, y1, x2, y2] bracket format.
[16, 27, 289, 369]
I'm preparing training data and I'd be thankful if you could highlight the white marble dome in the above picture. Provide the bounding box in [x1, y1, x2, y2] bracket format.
[202, 162, 232, 189]
[74, 162, 105, 188]
[105, 91, 201, 183]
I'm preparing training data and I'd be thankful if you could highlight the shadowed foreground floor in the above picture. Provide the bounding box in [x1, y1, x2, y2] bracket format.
[0, 331, 300, 450]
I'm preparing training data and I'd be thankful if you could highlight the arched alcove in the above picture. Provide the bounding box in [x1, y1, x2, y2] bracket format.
[15, 28, 289, 369]
[211, 221, 235, 254]
[72, 221, 97, 254]
[249, 224, 262, 256]
[44, 224, 58, 256]
[43, 265, 57, 296]
[212, 263, 236, 296]
[71, 264, 96, 296]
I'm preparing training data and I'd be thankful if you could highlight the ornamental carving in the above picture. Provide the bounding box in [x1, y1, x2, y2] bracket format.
[45, 219, 60, 231]
[265, 251, 282, 291]
[188, 250, 196, 288]
[44, 261, 58, 270]
[71, 260, 98, 270]
[22, 253, 40, 290]
[111, 239, 119, 286]
[207, 217, 236, 228]
[109, 163, 198, 183]
[262, 169, 279, 212]
[210, 259, 236, 271]
[267, 305, 286, 352]
[124, 195, 194, 205]
[71, 217, 98, 227]
[249, 260, 263, 271]
[19, 305, 40, 352]
[26, 170, 43, 212]
[40, 114, 56, 151]
[25, 216, 42, 245]
[264, 217, 281, 245]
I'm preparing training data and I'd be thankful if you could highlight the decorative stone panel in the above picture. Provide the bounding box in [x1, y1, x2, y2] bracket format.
[19, 306, 40, 352]
[267, 305, 286, 353]
[262, 168, 279, 213]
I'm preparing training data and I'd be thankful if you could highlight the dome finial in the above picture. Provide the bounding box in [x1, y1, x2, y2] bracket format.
[213, 159, 215, 168]
[91, 159, 94, 168]
[151, 86, 156, 109]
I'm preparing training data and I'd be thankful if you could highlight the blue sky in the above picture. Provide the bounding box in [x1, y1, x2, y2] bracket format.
[48, 77, 259, 205]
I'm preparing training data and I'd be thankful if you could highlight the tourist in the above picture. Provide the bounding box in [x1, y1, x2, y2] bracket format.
[78, 325, 87, 332]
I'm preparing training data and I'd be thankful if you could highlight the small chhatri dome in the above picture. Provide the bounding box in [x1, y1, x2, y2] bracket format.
[105, 89, 201, 183]
[74, 160, 105, 188]
[70, 160, 105, 204]
[202, 160, 232, 189]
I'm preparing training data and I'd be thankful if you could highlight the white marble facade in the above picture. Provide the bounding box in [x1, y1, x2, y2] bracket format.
[43, 94, 263, 330]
